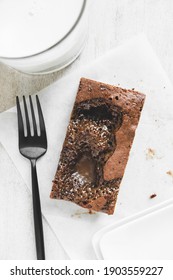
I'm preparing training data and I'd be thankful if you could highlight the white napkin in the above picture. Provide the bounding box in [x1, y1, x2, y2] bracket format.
[1, 35, 173, 259]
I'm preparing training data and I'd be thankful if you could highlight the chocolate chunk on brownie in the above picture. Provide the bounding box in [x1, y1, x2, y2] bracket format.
[50, 78, 145, 214]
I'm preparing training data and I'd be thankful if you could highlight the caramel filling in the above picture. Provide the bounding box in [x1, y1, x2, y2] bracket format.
[75, 154, 96, 183]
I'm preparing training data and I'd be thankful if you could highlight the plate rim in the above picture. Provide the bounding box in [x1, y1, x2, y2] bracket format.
[92, 197, 173, 259]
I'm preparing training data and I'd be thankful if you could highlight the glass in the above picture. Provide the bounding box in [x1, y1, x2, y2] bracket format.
[0, 0, 88, 74]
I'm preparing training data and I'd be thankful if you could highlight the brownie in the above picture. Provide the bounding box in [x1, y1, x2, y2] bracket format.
[50, 78, 145, 214]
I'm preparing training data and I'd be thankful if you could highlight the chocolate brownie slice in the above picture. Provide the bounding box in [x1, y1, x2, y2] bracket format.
[50, 78, 145, 214]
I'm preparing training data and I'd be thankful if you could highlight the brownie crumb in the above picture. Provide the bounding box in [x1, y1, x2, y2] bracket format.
[88, 210, 96, 215]
[146, 148, 156, 159]
[71, 209, 96, 217]
[166, 170, 173, 177]
[150, 193, 157, 199]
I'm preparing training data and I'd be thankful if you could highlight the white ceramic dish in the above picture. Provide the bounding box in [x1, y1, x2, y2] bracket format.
[92, 198, 173, 260]
[0, 0, 87, 74]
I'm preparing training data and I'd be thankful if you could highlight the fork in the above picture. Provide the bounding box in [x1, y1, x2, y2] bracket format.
[16, 95, 47, 260]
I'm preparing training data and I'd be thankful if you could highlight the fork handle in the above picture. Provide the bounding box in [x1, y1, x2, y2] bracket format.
[31, 159, 45, 260]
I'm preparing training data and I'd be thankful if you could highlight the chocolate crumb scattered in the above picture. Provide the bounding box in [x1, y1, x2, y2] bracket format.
[132, 88, 135, 90]
[71, 209, 96, 218]
[146, 148, 156, 159]
[88, 210, 96, 214]
[166, 170, 173, 177]
[150, 193, 157, 199]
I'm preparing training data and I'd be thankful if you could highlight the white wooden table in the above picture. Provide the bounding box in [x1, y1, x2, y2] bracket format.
[0, 0, 173, 259]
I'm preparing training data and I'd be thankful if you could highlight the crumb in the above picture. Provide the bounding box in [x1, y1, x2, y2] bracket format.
[72, 215, 81, 219]
[88, 210, 96, 214]
[150, 193, 157, 199]
[166, 170, 173, 177]
[71, 212, 81, 218]
[146, 148, 156, 159]
[163, 86, 166, 89]
[132, 88, 135, 90]
[71, 209, 96, 218]
[71, 210, 83, 218]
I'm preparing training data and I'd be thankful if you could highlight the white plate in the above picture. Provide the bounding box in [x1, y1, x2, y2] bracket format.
[93, 199, 173, 259]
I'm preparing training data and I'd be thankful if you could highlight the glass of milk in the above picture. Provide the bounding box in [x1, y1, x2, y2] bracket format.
[0, 0, 88, 74]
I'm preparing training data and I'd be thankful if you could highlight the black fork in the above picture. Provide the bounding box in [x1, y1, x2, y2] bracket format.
[16, 95, 47, 260]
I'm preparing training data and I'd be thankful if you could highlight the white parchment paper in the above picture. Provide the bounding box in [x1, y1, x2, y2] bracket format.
[1, 35, 173, 259]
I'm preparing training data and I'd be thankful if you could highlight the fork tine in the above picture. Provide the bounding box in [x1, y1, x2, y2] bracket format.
[29, 95, 37, 135]
[36, 95, 46, 137]
[23, 96, 31, 136]
[16, 96, 25, 139]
